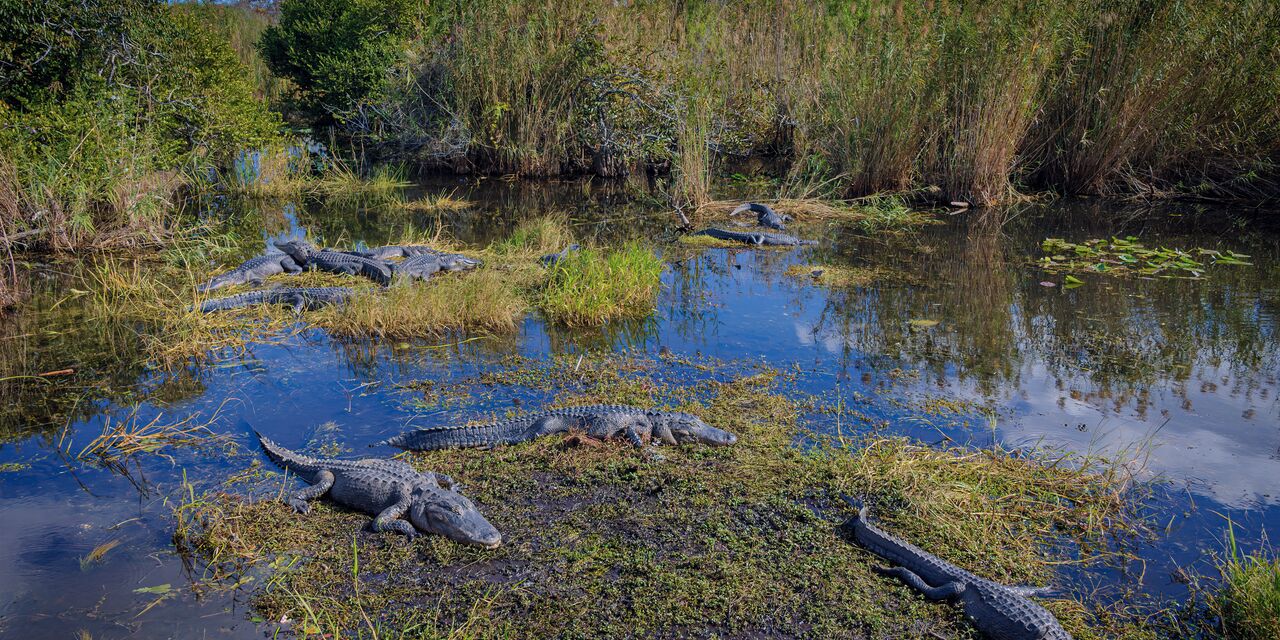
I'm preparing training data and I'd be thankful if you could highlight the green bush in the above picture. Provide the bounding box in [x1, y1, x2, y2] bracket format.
[258, 0, 421, 118]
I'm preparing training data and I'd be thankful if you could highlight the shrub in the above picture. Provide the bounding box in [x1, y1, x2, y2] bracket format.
[258, 0, 422, 118]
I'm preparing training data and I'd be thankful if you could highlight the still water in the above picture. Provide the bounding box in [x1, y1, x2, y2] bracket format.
[0, 180, 1276, 638]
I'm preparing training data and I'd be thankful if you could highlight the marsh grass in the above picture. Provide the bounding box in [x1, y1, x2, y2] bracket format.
[79, 539, 122, 571]
[697, 197, 933, 231]
[1211, 524, 1280, 640]
[174, 355, 1151, 639]
[784, 264, 899, 288]
[216, 145, 315, 198]
[73, 405, 228, 466]
[538, 243, 663, 327]
[396, 188, 477, 212]
[315, 270, 529, 339]
[315, 158, 412, 197]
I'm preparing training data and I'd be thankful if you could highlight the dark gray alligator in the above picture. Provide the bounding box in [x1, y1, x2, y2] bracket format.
[392, 251, 483, 282]
[196, 286, 353, 314]
[694, 227, 816, 247]
[256, 431, 502, 548]
[357, 245, 441, 260]
[539, 244, 581, 267]
[196, 254, 302, 293]
[275, 240, 393, 286]
[377, 405, 738, 451]
[840, 497, 1071, 640]
[730, 202, 792, 231]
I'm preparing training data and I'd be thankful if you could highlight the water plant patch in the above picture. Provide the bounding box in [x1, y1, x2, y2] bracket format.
[1038, 237, 1252, 280]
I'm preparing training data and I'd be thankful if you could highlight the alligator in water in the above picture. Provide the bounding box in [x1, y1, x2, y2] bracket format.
[730, 202, 792, 231]
[840, 497, 1071, 640]
[539, 244, 581, 267]
[196, 286, 354, 314]
[377, 405, 738, 451]
[693, 228, 816, 247]
[275, 240, 393, 286]
[357, 245, 442, 260]
[255, 431, 502, 548]
[393, 251, 483, 282]
[196, 254, 303, 293]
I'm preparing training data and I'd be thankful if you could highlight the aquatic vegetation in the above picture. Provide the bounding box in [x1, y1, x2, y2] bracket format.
[79, 539, 122, 571]
[697, 197, 933, 231]
[314, 158, 412, 197]
[538, 243, 664, 327]
[1212, 527, 1280, 640]
[73, 406, 227, 466]
[173, 359, 1152, 638]
[396, 189, 476, 212]
[315, 270, 529, 338]
[1038, 237, 1254, 279]
[784, 264, 897, 288]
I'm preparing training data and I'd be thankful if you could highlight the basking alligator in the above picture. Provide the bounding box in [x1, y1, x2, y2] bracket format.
[358, 245, 441, 260]
[539, 244, 581, 267]
[841, 497, 1071, 640]
[730, 202, 792, 231]
[197, 286, 353, 314]
[694, 227, 816, 247]
[378, 405, 738, 451]
[196, 254, 302, 292]
[393, 251, 483, 282]
[256, 431, 502, 548]
[275, 240, 393, 286]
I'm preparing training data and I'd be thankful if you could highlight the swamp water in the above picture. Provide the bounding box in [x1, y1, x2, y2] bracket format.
[0, 181, 1276, 638]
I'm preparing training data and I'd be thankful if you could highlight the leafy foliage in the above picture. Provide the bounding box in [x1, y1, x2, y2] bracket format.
[1038, 237, 1253, 279]
[258, 0, 421, 118]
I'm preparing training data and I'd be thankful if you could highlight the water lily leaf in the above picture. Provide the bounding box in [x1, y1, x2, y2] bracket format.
[1063, 275, 1084, 288]
[134, 584, 172, 595]
[908, 319, 940, 328]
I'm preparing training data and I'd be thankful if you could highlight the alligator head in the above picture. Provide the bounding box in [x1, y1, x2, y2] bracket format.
[653, 412, 738, 446]
[439, 254, 483, 271]
[274, 239, 319, 263]
[409, 486, 503, 549]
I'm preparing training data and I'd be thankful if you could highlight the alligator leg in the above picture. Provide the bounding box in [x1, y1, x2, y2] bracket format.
[371, 493, 417, 539]
[429, 472, 460, 491]
[874, 566, 966, 601]
[285, 469, 334, 514]
[284, 293, 305, 315]
[282, 256, 303, 274]
[652, 422, 678, 445]
[624, 426, 645, 448]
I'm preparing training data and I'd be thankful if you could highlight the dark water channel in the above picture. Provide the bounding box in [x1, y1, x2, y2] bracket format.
[1, 180, 1277, 638]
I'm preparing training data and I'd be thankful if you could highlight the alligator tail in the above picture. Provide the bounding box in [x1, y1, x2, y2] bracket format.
[377, 419, 536, 451]
[839, 494, 869, 522]
[255, 430, 323, 476]
[199, 291, 267, 313]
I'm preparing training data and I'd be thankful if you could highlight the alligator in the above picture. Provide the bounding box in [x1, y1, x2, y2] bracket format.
[357, 245, 442, 260]
[693, 227, 816, 247]
[255, 431, 502, 548]
[393, 251, 483, 282]
[539, 244, 581, 267]
[196, 286, 354, 314]
[730, 202, 792, 231]
[274, 240, 393, 286]
[840, 497, 1071, 640]
[377, 405, 738, 451]
[196, 254, 302, 293]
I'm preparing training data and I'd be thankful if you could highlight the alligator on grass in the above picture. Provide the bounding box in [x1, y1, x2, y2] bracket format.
[730, 202, 792, 231]
[196, 286, 353, 314]
[539, 244, 581, 267]
[275, 240, 393, 286]
[841, 497, 1072, 640]
[392, 251, 483, 282]
[377, 405, 738, 451]
[196, 254, 302, 293]
[255, 431, 502, 548]
[693, 227, 816, 247]
[357, 245, 442, 261]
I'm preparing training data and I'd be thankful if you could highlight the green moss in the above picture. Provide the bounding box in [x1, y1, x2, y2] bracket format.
[176, 355, 1154, 639]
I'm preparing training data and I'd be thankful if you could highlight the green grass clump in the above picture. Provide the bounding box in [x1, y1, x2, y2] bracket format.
[174, 356, 1152, 639]
[314, 270, 529, 339]
[539, 243, 664, 327]
[1214, 528, 1280, 640]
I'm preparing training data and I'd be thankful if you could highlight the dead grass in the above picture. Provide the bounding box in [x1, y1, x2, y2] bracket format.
[784, 264, 900, 287]
[397, 189, 477, 212]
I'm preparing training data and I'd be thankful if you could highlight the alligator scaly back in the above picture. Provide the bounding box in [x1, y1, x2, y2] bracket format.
[375, 405, 645, 450]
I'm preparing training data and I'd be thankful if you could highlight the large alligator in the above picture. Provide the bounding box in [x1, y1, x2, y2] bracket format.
[275, 240, 393, 286]
[196, 254, 302, 293]
[377, 405, 738, 451]
[841, 497, 1071, 640]
[255, 431, 502, 548]
[730, 202, 792, 231]
[393, 251, 483, 282]
[358, 245, 441, 260]
[196, 286, 354, 314]
[694, 227, 816, 247]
